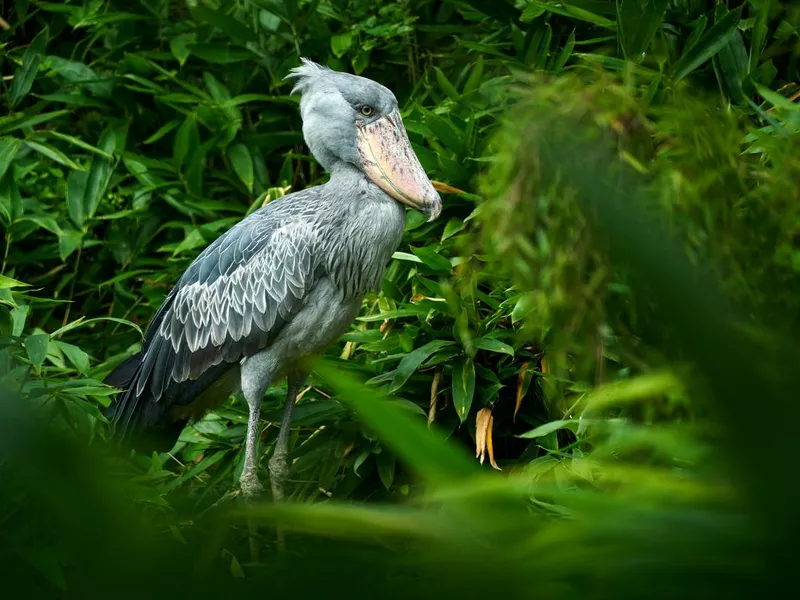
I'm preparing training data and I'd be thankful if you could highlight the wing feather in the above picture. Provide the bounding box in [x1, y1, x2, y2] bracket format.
[135, 193, 322, 402]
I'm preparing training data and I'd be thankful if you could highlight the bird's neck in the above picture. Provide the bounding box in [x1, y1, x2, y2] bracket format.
[319, 162, 406, 300]
[327, 161, 365, 186]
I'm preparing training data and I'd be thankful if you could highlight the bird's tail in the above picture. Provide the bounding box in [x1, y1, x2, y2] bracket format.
[104, 355, 185, 454]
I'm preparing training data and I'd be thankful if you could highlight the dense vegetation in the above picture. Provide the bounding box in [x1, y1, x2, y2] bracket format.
[2, 0, 799, 597]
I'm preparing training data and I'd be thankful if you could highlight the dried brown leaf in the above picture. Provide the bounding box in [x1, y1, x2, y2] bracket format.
[428, 369, 441, 428]
[486, 413, 501, 471]
[475, 407, 492, 463]
[431, 180, 467, 195]
[514, 361, 531, 421]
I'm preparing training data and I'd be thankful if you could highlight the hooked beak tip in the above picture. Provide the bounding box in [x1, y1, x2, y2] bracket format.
[424, 192, 442, 221]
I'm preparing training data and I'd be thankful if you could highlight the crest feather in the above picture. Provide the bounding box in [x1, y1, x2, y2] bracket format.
[285, 58, 331, 95]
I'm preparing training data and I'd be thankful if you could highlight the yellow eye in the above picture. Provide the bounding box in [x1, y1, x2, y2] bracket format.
[359, 105, 374, 117]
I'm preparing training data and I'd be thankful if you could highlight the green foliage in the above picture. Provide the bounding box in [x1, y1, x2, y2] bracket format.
[1, 0, 799, 595]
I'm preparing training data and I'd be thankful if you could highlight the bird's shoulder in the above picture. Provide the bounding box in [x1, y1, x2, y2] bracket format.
[141, 187, 324, 349]
[179, 187, 325, 286]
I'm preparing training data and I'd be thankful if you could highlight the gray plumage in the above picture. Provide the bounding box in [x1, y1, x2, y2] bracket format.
[106, 58, 440, 500]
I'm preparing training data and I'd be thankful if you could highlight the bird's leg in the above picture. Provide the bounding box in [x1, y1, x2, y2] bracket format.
[240, 386, 265, 501]
[268, 371, 307, 503]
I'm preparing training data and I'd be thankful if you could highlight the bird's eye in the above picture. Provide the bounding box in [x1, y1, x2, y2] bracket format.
[359, 105, 374, 117]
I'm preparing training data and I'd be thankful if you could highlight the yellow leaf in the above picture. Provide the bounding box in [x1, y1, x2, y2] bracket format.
[514, 361, 532, 421]
[428, 368, 441, 428]
[431, 180, 467, 195]
[379, 318, 392, 338]
[340, 340, 355, 360]
[486, 413, 501, 471]
[475, 407, 492, 463]
[261, 185, 292, 206]
[475, 408, 502, 470]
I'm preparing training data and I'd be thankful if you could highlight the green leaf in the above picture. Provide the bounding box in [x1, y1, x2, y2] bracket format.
[356, 307, 430, 322]
[55, 341, 90, 375]
[11, 305, 29, 336]
[0, 274, 29, 290]
[424, 113, 464, 155]
[754, 83, 800, 112]
[227, 143, 254, 192]
[187, 43, 254, 64]
[51, 316, 143, 339]
[174, 115, 200, 168]
[143, 120, 181, 145]
[376, 450, 396, 489]
[58, 228, 83, 261]
[582, 372, 682, 415]
[25, 333, 50, 369]
[315, 360, 478, 484]
[0, 170, 23, 221]
[243, 502, 452, 542]
[170, 33, 195, 65]
[472, 336, 514, 357]
[617, 0, 668, 61]
[518, 419, 579, 439]
[552, 30, 575, 71]
[391, 340, 454, 392]
[528, 1, 615, 29]
[410, 246, 452, 272]
[452, 357, 475, 423]
[203, 72, 232, 102]
[0, 110, 70, 136]
[66, 170, 88, 227]
[463, 57, 484, 94]
[9, 27, 49, 108]
[442, 218, 466, 241]
[749, 0, 769, 73]
[24, 140, 82, 170]
[671, 6, 742, 83]
[392, 251, 423, 264]
[164, 450, 229, 492]
[331, 32, 355, 58]
[258, 9, 281, 31]
[83, 127, 117, 220]
[44, 131, 113, 158]
[353, 451, 370, 477]
[191, 7, 258, 42]
[0, 137, 22, 181]
[46, 56, 113, 98]
[352, 51, 370, 75]
[435, 67, 460, 101]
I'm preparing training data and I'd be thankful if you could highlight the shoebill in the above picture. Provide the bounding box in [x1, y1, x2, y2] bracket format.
[105, 59, 442, 501]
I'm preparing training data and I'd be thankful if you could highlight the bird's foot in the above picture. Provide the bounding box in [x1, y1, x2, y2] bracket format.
[268, 450, 289, 502]
[239, 469, 264, 502]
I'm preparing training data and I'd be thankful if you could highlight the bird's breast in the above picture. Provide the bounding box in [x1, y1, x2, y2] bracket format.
[323, 198, 405, 299]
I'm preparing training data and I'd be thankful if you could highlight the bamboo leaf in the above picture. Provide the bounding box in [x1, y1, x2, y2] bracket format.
[83, 127, 117, 220]
[390, 340, 454, 392]
[617, 0, 668, 61]
[227, 143, 254, 192]
[9, 28, 49, 108]
[25, 333, 50, 369]
[671, 7, 742, 83]
[518, 419, 579, 439]
[25, 141, 83, 170]
[0, 137, 22, 181]
[315, 360, 478, 483]
[472, 336, 514, 357]
[452, 357, 475, 423]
